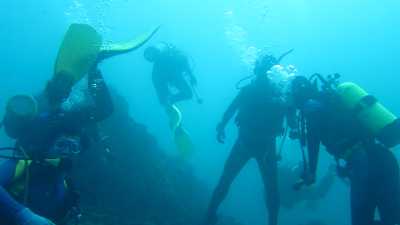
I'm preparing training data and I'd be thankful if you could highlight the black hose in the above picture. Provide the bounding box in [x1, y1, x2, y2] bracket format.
[309, 73, 328, 86]
[235, 75, 255, 90]
[277, 49, 294, 63]
[293, 113, 309, 191]
[277, 127, 289, 159]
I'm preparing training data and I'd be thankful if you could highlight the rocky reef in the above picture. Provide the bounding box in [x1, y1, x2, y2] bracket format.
[71, 92, 239, 225]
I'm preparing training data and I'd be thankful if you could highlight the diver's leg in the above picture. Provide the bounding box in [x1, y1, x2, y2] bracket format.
[373, 147, 400, 225]
[256, 139, 279, 225]
[152, 73, 170, 106]
[349, 149, 375, 225]
[170, 74, 193, 104]
[205, 139, 250, 225]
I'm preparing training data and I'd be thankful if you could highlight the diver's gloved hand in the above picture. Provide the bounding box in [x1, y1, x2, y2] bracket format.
[88, 66, 107, 96]
[293, 172, 316, 191]
[216, 123, 226, 144]
[16, 208, 55, 225]
[304, 173, 316, 186]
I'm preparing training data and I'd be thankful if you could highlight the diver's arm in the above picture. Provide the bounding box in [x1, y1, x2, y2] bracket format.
[87, 67, 114, 121]
[217, 93, 241, 132]
[186, 70, 197, 86]
[216, 94, 241, 144]
[65, 67, 114, 125]
[182, 57, 197, 86]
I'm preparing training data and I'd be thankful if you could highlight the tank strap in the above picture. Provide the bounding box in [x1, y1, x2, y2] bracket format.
[354, 95, 377, 114]
[9, 158, 63, 202]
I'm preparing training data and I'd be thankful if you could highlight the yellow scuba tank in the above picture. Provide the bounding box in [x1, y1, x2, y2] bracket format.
[336, 82, 400, 147]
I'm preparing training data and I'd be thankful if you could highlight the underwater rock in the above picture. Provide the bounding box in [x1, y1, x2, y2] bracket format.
[71, 91, 240, 225]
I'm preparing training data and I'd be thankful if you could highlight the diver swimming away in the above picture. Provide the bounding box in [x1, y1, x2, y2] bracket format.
[144, 42, 200, 107]
[144, 43, 199, 159]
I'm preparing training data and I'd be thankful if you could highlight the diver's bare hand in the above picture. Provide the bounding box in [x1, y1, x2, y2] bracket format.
[216, 123, 226, 144]
[217, 131, 226, 144]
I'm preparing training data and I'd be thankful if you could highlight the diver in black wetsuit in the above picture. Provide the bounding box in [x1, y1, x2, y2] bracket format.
[204, 52, 296, 225]
[144, 43, 198, 106]
[290, 75, 400, 225]
[0, 66, 114, 225]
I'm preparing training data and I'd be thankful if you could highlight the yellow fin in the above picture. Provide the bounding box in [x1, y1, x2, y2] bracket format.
[99, 26, 160, 61]
[166, 105, 194, 158]
[174, 127, 194, 159]
[54, 24, 102, 83]
[166, 104, 182, 130]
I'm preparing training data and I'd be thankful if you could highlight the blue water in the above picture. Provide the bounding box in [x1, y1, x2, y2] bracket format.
[1, 1, 400, 225]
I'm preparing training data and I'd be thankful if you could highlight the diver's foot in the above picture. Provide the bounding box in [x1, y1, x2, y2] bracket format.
[203, 213, 218, 225]
[16, 208, 55, 225]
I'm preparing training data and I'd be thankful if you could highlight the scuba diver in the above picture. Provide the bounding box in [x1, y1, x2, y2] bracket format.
[204, 50, 296, 225]
[279, 163, 336, 209]
[144, 43, 199, 158]
[0, 65, 113, 225]
[144, 43, 201, 106]
[0, 23, 158, 225]
[289, 73, 400, 225]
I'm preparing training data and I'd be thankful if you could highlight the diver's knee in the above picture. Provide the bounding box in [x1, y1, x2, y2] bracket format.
[214, 178, 233, 197]
[215, 181, 229, 194]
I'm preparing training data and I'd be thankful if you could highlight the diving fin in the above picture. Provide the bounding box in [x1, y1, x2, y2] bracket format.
[54, 24, 160, 85]
[166, 104, 183, 130]
[54, 24, 102, 84]
[174, 126, 194, 159]
[98, 26, 161, 61]
[165, 105, 194, 158]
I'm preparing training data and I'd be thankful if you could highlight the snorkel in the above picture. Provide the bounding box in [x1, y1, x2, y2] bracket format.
[236, 49, 295, 89]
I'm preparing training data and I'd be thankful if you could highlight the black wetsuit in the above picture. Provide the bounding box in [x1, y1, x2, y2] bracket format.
[151, 47, 194, 106]
[302, 93, 400, 225]
[207, 78, 295, 225]
[0, 69, 113, 225]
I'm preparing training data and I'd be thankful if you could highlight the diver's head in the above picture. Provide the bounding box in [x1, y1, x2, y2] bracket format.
[46, 72, 74, 106]
[254, 54, 279, 78]
[290, 76, 315, 108]
[144, 46, 162, 62]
